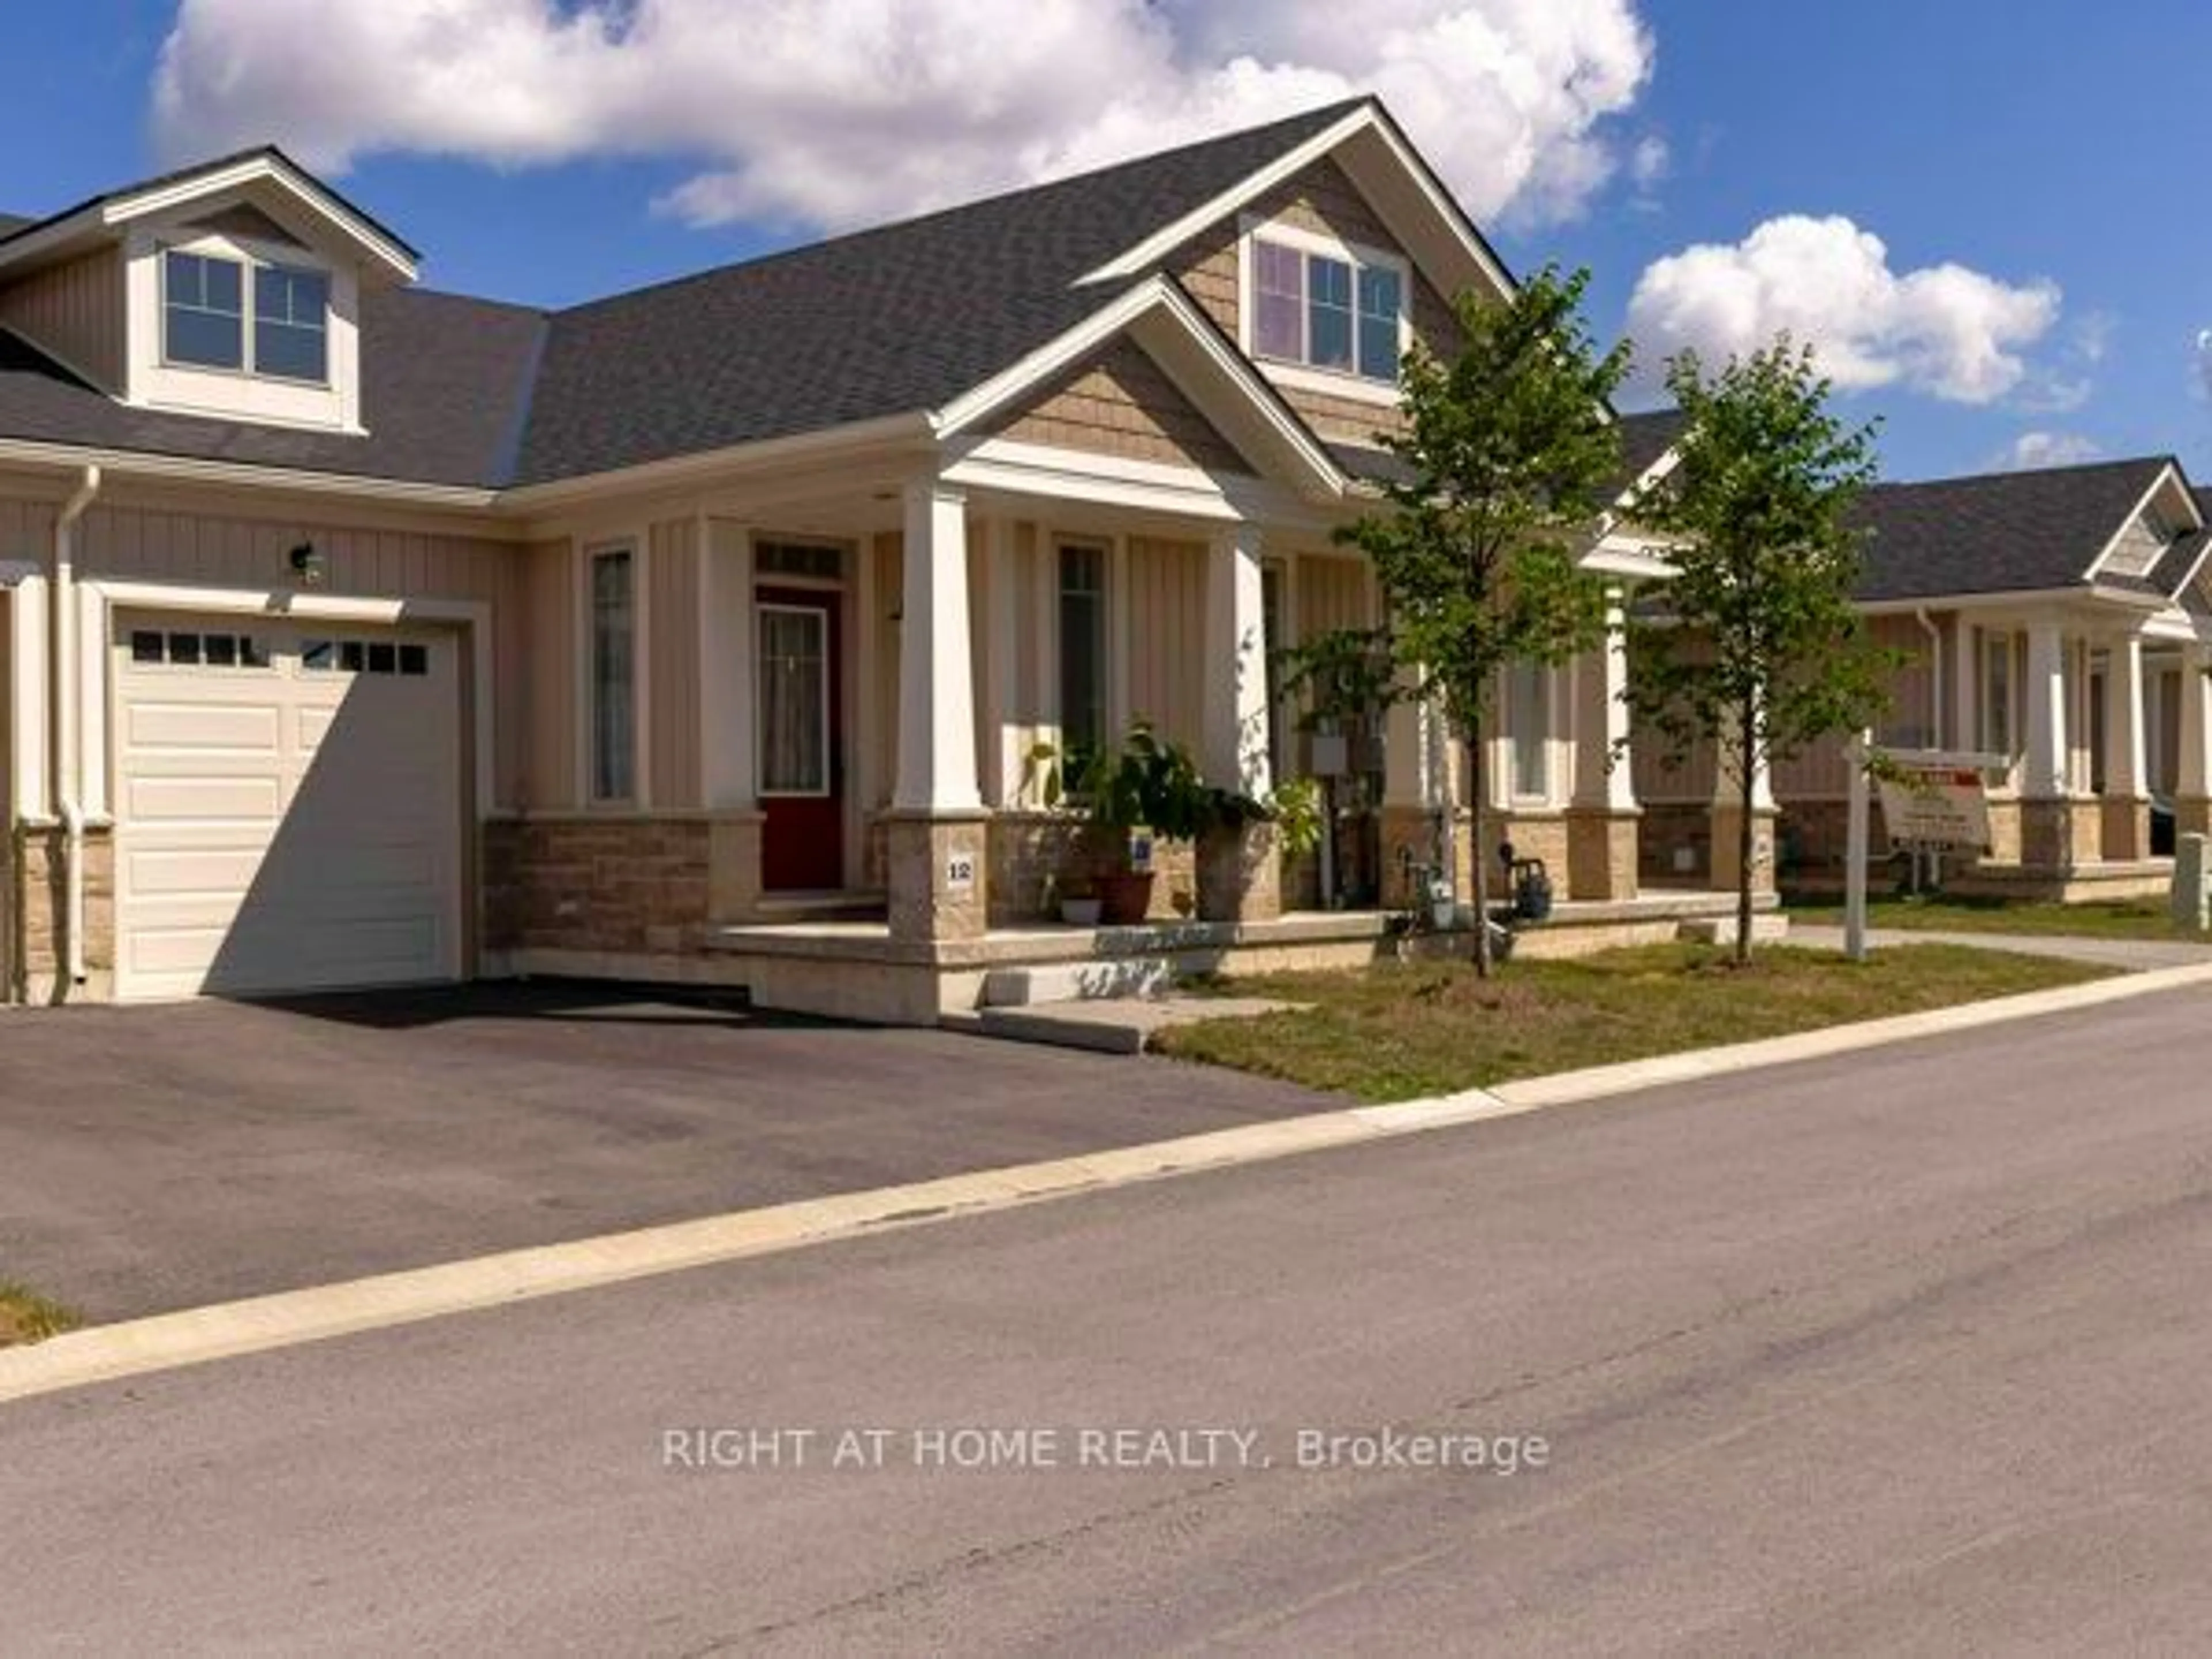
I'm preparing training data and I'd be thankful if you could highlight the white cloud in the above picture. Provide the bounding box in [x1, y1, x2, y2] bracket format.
[2195, 329, 2212, 402]
[1627, 214, 2062, 404]
[1991, 431, 2103, 471]
[1628, 134, 1669, 187]
[152, 0, 1656, 234]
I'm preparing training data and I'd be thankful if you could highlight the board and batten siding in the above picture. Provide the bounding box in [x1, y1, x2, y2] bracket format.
[62, 493, 530, 811]
[521, 537, 576, 809]
[647, 518, 702, 811]
[1170, 156, 1463, 449]
[1124, 535, 1208, 753]
[0, 248, 126, 392]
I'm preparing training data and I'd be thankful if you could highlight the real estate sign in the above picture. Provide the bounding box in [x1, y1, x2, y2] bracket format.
[1877, 762, 1993, 853]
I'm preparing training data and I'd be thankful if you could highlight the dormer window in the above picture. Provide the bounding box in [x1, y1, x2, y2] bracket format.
[1249, 233, 1405, 384]
[162, 248, 329, 384]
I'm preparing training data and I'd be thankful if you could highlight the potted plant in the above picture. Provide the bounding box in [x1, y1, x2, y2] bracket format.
[1052, 874, 1103, 928]
[1027, 725, 1211, 925]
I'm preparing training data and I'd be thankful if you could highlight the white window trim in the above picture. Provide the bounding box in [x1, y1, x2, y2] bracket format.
[1046, 530, 1119, 775]
[1979, 627, 2021, 791]
[1236, 214, 1412, 410]
[124, 219, 362, 434]
[580, 540, 645, 809]
[754, 599, 834, 800]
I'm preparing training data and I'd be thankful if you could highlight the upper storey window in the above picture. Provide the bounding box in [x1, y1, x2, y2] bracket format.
[162, 249, 329, 384]
[1249, 234, 1405, 384]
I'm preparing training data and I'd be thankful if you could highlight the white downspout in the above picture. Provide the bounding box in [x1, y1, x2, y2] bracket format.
[53, 464, 101, 993]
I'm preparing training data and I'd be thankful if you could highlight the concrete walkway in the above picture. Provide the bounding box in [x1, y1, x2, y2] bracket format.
[1785, 923, 2212, 971]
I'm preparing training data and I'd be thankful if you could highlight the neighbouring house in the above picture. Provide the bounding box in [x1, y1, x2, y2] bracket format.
[0, 96, 1749, 1021]
[1633, 454, 2212, 901]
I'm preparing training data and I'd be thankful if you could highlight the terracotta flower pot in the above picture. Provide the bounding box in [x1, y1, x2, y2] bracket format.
[1095, 870, 1155, 925]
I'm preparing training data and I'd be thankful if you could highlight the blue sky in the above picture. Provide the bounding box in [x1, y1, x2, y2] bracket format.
[3, 1, 2207, 485]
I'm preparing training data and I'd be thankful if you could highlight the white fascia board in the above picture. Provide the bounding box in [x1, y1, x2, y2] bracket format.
[497, 411, 935, 515]
[0, 435, 498, 511]
[932, 276, 1343, 500]
[1078, 104, 1514, 303]
[2082, 463, 2183, 582]
[943, 435, 1323, 527]
[103, 156, 419, 283]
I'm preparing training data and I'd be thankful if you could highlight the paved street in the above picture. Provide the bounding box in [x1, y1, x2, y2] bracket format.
[0, 983, 1329, 1321]
[10, 984, 2212, 1652]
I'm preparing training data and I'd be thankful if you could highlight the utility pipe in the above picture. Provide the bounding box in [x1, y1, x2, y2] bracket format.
[53, 463, 100, 994]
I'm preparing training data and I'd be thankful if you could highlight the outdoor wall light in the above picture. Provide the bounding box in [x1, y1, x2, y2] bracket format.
[289, 541, 327, 587]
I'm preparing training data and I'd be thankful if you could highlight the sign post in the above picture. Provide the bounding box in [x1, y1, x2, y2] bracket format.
[1844, 732, 1870, 963]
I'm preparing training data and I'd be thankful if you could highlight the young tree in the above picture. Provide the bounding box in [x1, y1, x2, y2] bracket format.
[1341, 266, 1628, 975]
[1625, 338, 1896, 964]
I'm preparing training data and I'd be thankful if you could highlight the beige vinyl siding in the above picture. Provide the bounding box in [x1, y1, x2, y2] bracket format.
[1295, 551, 1373, 640]
[992, 338, 1251, 474]
[66, 492, 528, 809]
[0, 247, 126, 391]
[647, 518, 702, 810]
[1170, 156, 1462, 447]
[521, 537, 575, 809]
[1124, 536, 1207, 752]
[1772, 615, 1947, 800]
[870, 530, 902, 809]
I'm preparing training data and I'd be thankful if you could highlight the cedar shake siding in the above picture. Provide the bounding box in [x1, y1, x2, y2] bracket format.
[990, 339, 1252, 474]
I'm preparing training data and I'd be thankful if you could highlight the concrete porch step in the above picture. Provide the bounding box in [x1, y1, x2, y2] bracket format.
[964, 995, 1297, 1055]
[752, 890, 889, 924]
[982, 957, 1181, 1007]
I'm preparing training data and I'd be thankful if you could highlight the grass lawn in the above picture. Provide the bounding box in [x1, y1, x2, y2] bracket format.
[0, 1282, 76, 1349]
[1154, 942, 2115, 1103]
[1784, 893, 2203, 942]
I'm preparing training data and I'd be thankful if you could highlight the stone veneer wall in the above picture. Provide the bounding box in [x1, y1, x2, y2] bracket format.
[982, 813, 1203, 924]
[483, 817, 713, 957]
[1638, 802, 1713, 886]
[14, 825, 115, 1002]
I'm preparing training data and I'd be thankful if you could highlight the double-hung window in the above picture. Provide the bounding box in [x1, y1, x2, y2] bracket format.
[1508, 659, 1551, 798]
[590, 548, 637, 802]
[1248, 234, 1406, 384]
[162, 249, 329, 384]
[1980, 630, 2014, 759]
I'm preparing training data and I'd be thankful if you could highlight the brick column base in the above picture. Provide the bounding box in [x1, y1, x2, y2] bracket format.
[2099, 797, 2152, 863]
[2019, 798, 2098, 873]
[707, 812, 767, 923]
[1709, 805, 1779, 896]
[1196, 823, 1281, 923]
[885, 812, 991, 943]
[1565, 808, 1641, 902]
[2175, 796, 2212, 841]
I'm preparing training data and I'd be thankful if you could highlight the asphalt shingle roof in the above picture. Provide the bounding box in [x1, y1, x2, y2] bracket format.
[0, 105, 1373, 490]
[1849, 457, 2171, 602]
[0, 286, 546, 488]
[511, 99, 1366, 485]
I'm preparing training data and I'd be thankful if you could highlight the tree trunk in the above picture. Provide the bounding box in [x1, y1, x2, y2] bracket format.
[1736, 693, 1757, 967]
[1469, 714, 1492, 978]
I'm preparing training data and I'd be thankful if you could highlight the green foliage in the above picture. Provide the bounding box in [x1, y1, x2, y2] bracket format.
[1623, 336, 1900, 961]
[1071, 722, 1211, 842]
[1271, 626, 1399, 733]
[1264, 775, 1327, 859]
[1339, 264, 1630, 971]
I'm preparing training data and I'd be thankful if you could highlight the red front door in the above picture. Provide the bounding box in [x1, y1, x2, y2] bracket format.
[757, 589, 845, 890]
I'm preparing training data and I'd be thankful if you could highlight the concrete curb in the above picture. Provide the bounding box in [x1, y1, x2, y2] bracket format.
[6, 958, 2210, 1407]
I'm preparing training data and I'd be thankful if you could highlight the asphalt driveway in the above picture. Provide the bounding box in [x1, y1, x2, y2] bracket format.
[0, 983, 1331, 1324]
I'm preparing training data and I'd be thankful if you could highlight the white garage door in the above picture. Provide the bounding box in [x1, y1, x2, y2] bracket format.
[113, 614, 464, 1001]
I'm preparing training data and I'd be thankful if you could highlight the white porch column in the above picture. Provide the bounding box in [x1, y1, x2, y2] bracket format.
[9, 571, 50, 825]
[2101, 632, 2150, 859]
[981, 517, 1021, 806]
[2105, 635, 2147, 800]
[2022, 621, 2069, 798]
[1567, 586, 1639, 900]
[1573, 588, 1637, 812]
[893, 481, 981, 812]
[2179, 647, 2212, 838]
[1204, 523, 1271, 796]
